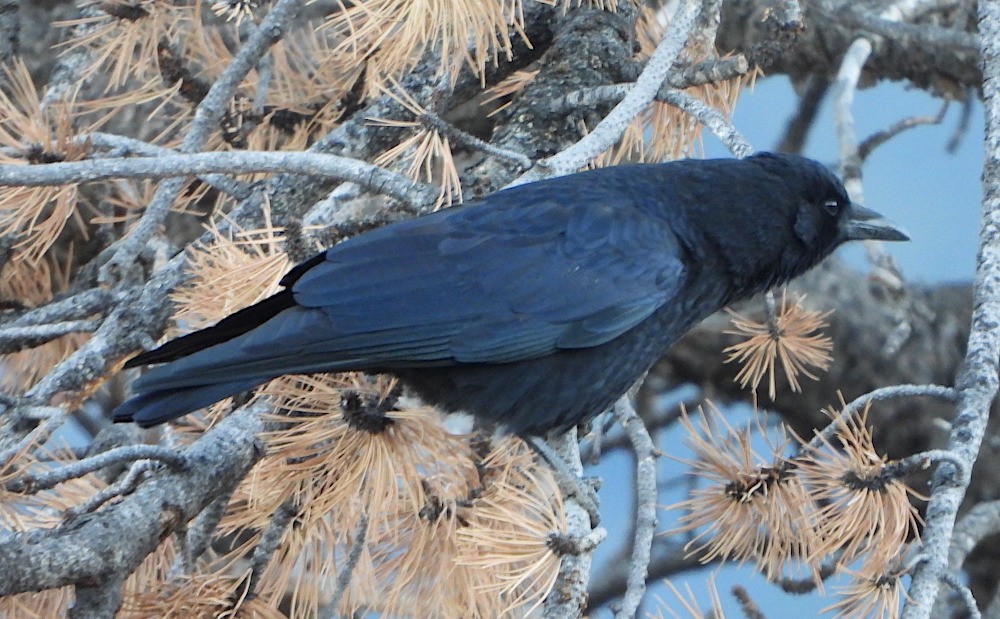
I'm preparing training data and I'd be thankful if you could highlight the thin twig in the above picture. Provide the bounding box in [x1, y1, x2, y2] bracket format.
[881, 449, 968, 486]
[845, 8, 980, 54]
[419, 111, 532, 169]
[63, 460, 156, 522]
[553, 79, 753, 159]
[0, 320, 100, 354]
[73, 572, 126, 619]
[938, 570, 981, 619]
[84, 132, 252, 199]
[528, 436, 600, 527]
[808, 384, 958, 451]
[613, 396, 659, 619]
[763, 289, 780, 338]
[656, 89, 754, 158]
[0, 412, 65, 470]
[772, 562, 837, 594]
[252, 50, 273, 118]
[553, 84, 753, 158]
[8, 444, 186, 494]
[2, 288, 116, 328]
[242, 500, 298, 602]
[186, 486, 240, 565]
[833, 37, 872, 201]
[775, 76, 829, 154]
[948, 91, 975, 153]
[858, 102, 949, 161]
[732, 585, 768, 619]
[833, 35, 907, 284]
[939, 510, 1000, 617]
[554, 55, 751, 114]
[320, 511, 369, 617]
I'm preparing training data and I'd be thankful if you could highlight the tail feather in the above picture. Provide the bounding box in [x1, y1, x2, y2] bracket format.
[112, 378, 263, 427]
[124, 290, 296, 368]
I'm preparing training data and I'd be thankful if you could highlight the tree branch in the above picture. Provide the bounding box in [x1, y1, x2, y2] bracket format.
[902, 3, 1000, 614]
[0, 151, 437, 211]
[612, 397, 659, 619]
[0, 403, 265, 597]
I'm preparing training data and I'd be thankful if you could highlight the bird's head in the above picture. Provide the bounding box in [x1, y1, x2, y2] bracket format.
[704, 153, 909, 297]
[753, 152, 910, 252]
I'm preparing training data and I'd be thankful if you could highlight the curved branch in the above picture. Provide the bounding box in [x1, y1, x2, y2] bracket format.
[0, 151, 437, 210]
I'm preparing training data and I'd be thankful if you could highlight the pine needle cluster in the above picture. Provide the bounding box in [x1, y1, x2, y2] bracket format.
[724, 289, 834, 399]
[0, 63, 89, 264]
[671, 402, 921, 618]
[370, 84, 461, 207]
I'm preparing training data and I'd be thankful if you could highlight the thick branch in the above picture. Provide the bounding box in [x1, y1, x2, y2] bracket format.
[0, 404, 264, 597]
[902, 3, 1000, 614]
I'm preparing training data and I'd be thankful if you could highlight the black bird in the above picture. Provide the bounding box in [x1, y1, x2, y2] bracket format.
[113, 153, 908, 434]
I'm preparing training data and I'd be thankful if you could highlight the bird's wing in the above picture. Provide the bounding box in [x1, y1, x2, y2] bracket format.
[278, 188, 686, 365]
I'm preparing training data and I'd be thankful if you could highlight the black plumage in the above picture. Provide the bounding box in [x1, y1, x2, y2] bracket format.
[113, 153, 908, 434]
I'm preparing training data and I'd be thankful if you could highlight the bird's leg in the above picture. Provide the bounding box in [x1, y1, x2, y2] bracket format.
[525, 434, 601, 527]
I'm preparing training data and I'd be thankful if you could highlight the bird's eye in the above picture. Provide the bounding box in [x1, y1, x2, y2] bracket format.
[824, 199, 841, 215]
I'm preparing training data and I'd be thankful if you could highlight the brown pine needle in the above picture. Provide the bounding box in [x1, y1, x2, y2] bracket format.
[187, 22, 356, 137]
[370, 83, 461, 206]
[0, 62, 90, 264]
[795, 404, 922, 567]
[653, 576, 725, 619]
[321, 0, 526, 87]
[0, 589, 73, 619]
[121, 570, 284, 618]
[724, 290, 833, 399]
[482, 69, 539, 116]
[669, 403, 822, 581]
[170, 210, 291, 331]
[454, 437, 566, 617]
[239, 373, 479, 532]
[56, 1, 196, 91]
[215, 372, 481, 618]
[824, 565, 907, 619]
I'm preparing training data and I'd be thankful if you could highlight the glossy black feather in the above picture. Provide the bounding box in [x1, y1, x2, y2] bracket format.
[113, 153, 906, 432]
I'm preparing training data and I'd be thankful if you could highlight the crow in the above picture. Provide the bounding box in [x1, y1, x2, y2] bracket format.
[113, 153, 908, 434]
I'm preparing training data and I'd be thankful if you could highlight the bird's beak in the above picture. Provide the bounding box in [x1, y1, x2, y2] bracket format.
[842, 203, 910, 242]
